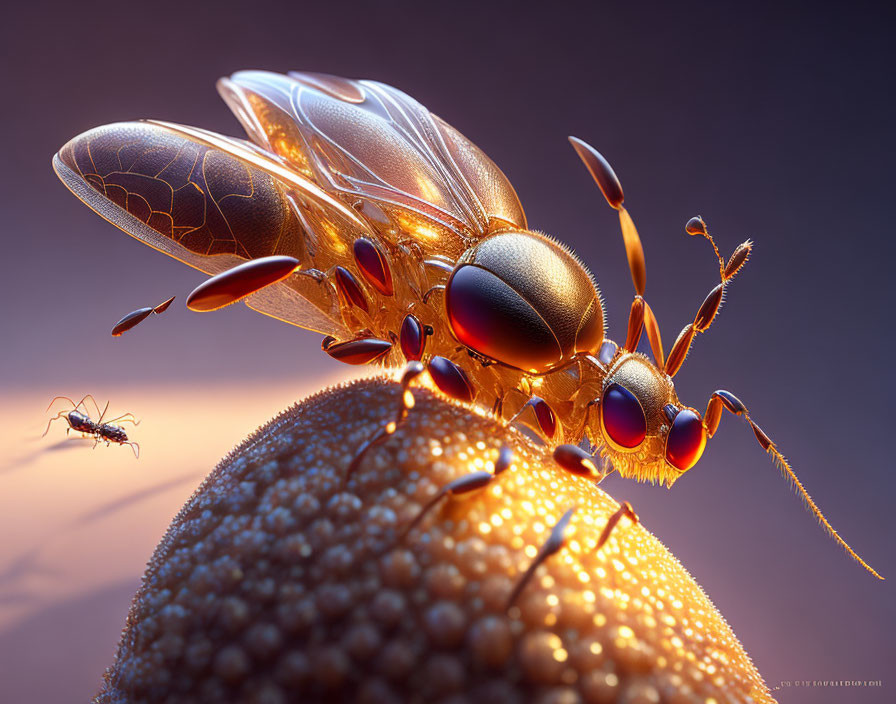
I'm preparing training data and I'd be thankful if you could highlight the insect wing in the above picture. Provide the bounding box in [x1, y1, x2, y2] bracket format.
[217, 70, 527, 257]
[54, 120, 356, 337]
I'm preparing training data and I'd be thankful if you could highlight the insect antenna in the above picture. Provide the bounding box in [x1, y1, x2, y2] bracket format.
[665, 218, 753, 377]
[96, 400, 111, 425]
[344, 362, 426, 484]
[767, 438, 881, 579]
[41, 411, 68, 437]
[705, 389, 883, 579]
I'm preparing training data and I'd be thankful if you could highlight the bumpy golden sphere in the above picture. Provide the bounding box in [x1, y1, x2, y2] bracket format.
[95, 377, 774, 703]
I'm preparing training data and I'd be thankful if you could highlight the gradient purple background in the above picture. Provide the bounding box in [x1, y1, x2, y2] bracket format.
[2, 1, 894, 702]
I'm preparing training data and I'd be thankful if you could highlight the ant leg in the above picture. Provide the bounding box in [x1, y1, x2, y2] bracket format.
[123, 441, 140, 459]
[569, 137, 646, 296]
[104, 413, 140, 427]
[507, 506, 577, 610]
[506, 500, 636, 610]
[95, 400, 110, 425]
[703, 390, 883, 579]
[46, 396, 78, 413]
[79, 395, 104, 419]
[596, 501, 639, 550]
[427, 356, 474, 404]
[344, 362, 426, 485]
[507, 396, 558, 440]
[47, 394, 102, 418]
[552, 444, 602, 480]
[41, 412, 68, 437]
[322, 335, 393, 366]
[621, 296, 665, 367]
[553, 444, 618, 486]
[422, 284, 445, 305]
[400, 445, 514, 543]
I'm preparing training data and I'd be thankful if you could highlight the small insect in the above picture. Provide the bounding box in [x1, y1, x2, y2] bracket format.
[53, 70, 880, 578]
[43, 395, 140, 458]
[111, 296, 176, 336]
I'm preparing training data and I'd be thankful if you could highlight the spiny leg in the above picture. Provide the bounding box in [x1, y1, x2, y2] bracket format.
[507, 506, 577, 610]
[344, 362, 425, 485]
[399, 445, 514, 543]
[596, 501, 639, 550]
[506, 499, 637, 610]
[704, 389, 883, 579]
[665, 219, 753, 377]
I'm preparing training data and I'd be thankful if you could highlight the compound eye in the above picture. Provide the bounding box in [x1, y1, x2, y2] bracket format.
[665, 409, 707, 471]
[601, 383, 647, 449]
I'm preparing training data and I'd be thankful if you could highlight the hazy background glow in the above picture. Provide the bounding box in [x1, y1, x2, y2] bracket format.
[1, 1, 894, 702]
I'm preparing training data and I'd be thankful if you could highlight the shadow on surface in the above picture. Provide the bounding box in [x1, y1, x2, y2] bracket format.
[0, 579, 136, 704]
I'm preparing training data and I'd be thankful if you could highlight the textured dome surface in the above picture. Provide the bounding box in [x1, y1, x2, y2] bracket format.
[95, 377, 773, 704]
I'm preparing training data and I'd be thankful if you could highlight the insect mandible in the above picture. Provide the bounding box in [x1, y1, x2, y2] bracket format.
[53, 70, 880, 578]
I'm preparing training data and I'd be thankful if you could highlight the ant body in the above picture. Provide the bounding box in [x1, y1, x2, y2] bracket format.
[43, 395, 140, 458]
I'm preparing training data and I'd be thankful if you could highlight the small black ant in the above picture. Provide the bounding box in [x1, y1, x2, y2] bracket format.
[43, 395, 140, 458]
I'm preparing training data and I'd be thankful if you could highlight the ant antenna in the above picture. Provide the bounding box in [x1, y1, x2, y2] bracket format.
[704, 389, 883, 580]
[665, 217, 753, 377]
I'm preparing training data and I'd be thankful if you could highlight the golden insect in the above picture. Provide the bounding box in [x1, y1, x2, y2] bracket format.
[53, 70, 880, 578]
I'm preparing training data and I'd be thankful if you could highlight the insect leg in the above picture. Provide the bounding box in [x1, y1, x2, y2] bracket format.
[48, 393, 102, 419]
[596, 501, 639, 551]
[322, 335, 393, 365]
[422, 284, 445, 305]
[507, 506, 577, 610]
[96, 400, 111, 425]
[103, 412, 140, 427]
[426, 356, 474, 404]
[399, 313, 431, 362]
[344, 362, 426, 485]
[76, 394, 104, 419]
[621, 296, 664, 366]
[507, 396, 558, 440]
[123, 441, 140, 459]
[569, 136, 646, 296]
[703, 389, 883, 579]
[400, 445, 513, 543]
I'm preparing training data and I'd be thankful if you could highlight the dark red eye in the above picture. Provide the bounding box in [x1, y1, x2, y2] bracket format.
[601, 383, 646, 449]
[665, 409, 707, 471]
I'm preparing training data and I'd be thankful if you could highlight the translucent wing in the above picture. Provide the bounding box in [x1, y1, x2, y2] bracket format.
[54, 72, 528, 337]
[217, 70, 527, 256]
[53, 119, 371, 336]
